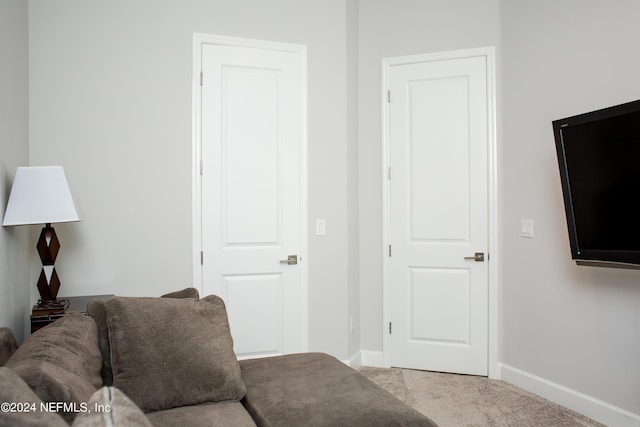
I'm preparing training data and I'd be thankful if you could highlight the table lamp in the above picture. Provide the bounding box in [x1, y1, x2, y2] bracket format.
[2, 166, 80, 309]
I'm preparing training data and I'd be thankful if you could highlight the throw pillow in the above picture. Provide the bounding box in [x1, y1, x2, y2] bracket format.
[0, 366, 68, 427]
[87, 287, 201, 386]
[104, 295, 245, 412]
[71, 386, 152, 427]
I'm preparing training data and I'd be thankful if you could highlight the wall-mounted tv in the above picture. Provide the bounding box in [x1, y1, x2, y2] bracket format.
[553, 99, 640, 269]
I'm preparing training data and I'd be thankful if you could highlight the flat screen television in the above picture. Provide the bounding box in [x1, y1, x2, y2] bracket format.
[552, 99, 640, 269]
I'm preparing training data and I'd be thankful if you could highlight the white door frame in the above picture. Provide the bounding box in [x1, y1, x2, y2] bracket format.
[381, 47, 499, 379]
[191, 33, 309, 352]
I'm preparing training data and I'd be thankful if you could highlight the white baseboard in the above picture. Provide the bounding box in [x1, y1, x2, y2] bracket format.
[500, 363, 640, 427]
[346, 350, 362, 369]
[360, 350, 385, 367]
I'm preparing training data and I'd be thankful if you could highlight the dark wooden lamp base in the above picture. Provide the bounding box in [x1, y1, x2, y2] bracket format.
[34, 223, 65, 310]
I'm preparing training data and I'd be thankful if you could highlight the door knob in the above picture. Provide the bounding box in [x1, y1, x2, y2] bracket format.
[280, 255, 298, 265]
[464, 252, 485, 262]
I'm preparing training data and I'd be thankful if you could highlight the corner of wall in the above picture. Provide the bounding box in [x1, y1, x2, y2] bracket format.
[0, 0, 30, 343]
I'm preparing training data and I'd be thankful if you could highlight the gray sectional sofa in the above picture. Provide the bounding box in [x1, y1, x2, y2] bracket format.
[0, 289, 437, 426]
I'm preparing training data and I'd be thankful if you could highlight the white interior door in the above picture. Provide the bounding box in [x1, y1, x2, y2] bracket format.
[199, 40, 307, 359]
[386, 52, 490, 375]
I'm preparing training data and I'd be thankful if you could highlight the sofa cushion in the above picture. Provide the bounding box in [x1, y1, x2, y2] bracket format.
[87, 287, 201, 386]
[240, 353, 438, 427]
[71, 386, 152, 427]
[146, 401, 257, 427]
[0, 327, 18, 366]
[104, 295, 246, 412]
[0, 366, 68, 427]
[5, 312, 102, 423]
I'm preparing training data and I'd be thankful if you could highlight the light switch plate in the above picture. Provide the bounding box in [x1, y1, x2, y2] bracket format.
[315, 219, 326, 236]
[521, 219, 534, 238]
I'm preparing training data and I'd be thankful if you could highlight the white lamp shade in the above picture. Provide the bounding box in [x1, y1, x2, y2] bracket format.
[2, 166, 80, 226]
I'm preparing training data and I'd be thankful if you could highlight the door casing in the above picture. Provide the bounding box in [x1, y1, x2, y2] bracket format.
[381, 47, 499, 379]
[192, 33, 309, 353]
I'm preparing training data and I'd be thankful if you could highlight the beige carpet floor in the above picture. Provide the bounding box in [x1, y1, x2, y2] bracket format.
[359, 366, 605, 427]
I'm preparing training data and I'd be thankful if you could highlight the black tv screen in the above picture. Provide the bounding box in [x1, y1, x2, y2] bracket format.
[553, 99, 640, 268]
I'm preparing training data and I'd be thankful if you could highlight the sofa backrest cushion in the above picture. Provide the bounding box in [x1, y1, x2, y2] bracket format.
[0, 327, 18, 366]
[71, 386, 152, 427]
[103, 295, 246, 412]
[5, 312, 102, 423]
[0, 366, 68, 427]
[6, 312, 102, 389]
[160, 287, 200, 299]
[85, 300, 111, 387]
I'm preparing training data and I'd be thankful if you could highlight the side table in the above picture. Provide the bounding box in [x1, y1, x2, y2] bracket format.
[30, 294, 113, 333]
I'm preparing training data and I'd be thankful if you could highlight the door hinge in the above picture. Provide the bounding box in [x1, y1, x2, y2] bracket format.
[387, 90, 391, 103]
[200, 71, 203, 86]
[200, 160, 203, 175]
[200, 251, 204, 265]
[388, 245, 392, 257]
[387, 166, 391, 180]
[389, 322, 392, 334]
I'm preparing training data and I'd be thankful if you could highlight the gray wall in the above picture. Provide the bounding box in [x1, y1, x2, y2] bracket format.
[501, 0, 640, 415]
[28, 0, 352, 361]
[0, 0, 30, 343]
[11, 0, 640, 419]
